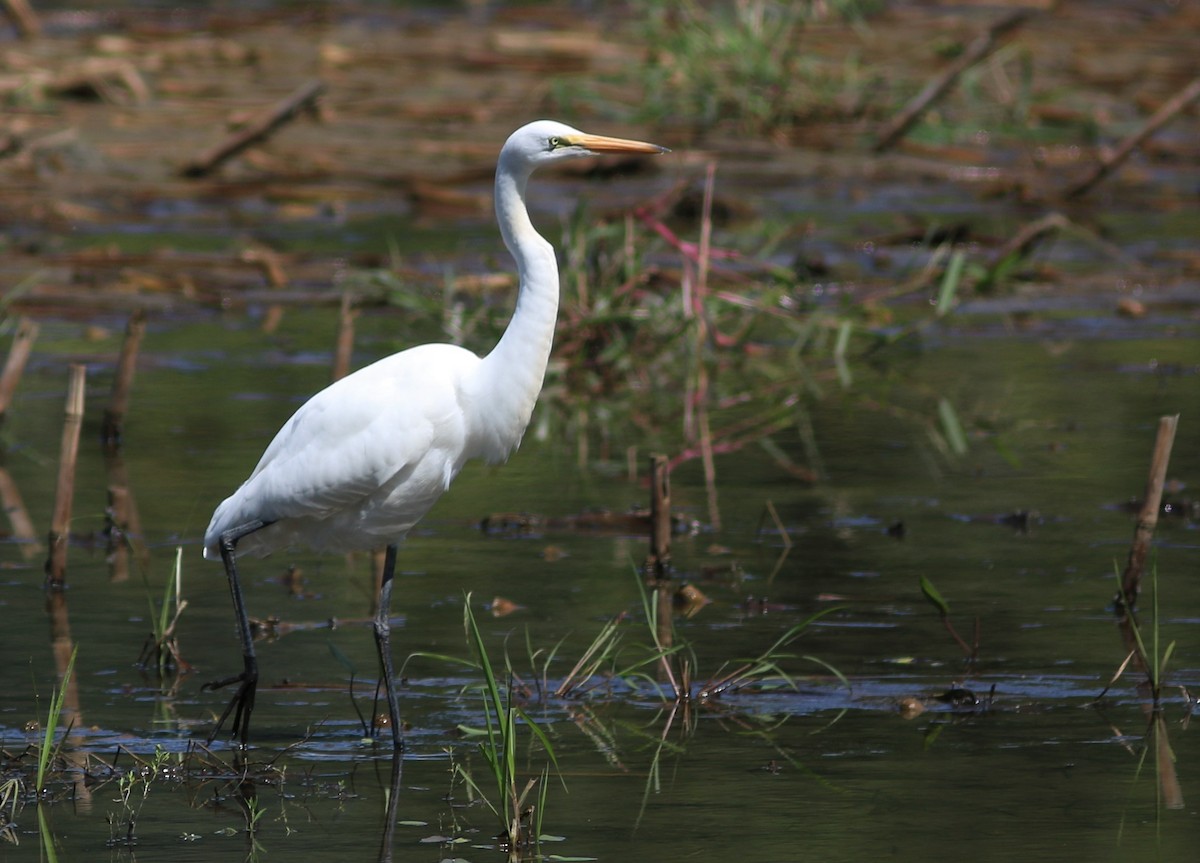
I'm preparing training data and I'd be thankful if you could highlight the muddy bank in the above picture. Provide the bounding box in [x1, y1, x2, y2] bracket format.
[0, 1, 1196, 326]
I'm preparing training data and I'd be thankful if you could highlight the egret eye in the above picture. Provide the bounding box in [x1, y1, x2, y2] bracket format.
[548, 135, 563, 150]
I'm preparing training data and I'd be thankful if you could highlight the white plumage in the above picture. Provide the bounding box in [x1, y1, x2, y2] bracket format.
[201, 119, 667, 748]
[205, 344, 483, 557]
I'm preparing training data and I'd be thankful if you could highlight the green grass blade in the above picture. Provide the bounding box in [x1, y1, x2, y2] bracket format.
[36, 645, 77, 795]
[935, 249, 966, 316]
[833, 318, 853, 388]
[37, 805, 60, 863]
[514, 704, 559, 768]
[919, 575, 952, 617]
[937, 398, 969, 456]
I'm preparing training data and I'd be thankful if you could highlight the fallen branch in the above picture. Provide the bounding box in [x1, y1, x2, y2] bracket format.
[990, 212, 1070, 264]
[1065, 77, 1200, 198]
[873, 10, 1034, 152]
[181, 78, 325, 178]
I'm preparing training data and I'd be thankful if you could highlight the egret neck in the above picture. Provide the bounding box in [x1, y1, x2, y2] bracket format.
[473, 149, 561, 461]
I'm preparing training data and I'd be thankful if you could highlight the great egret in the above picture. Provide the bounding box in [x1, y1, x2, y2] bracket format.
[202, 120, 668, 747]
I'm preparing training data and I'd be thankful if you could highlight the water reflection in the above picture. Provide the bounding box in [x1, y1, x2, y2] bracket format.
[0, 466, 39, 558]
[103, 447, 150, 583]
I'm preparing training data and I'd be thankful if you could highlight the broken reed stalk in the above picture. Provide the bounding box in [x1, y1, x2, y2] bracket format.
[46, 364, 87, 588]
[695, 162, 716, 307]
[0, 316, 39, 420]
[180, 78, 325, 178]
[2, 0, 40, 39]
[102, 309, 146, 450]
[1118, 414, 1179, 613]
[645, 454, 671, 580]
[1113, 418, 1186, 813]
[990, 212, 1070, 264]
[873, 9, 1033, 152]
[694, 163, 721, 531]
[1066, 77, 1200, 198]
[644, 455, 678, 693]
[332, 291, 357, 382]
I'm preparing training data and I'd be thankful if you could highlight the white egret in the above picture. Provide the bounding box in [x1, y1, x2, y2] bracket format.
[202, 120, 668, 747]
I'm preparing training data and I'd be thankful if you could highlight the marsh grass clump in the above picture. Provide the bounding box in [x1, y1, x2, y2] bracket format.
[414, 597, 558, 861]
[541, 189, 975, 489]
[413, 582, 845, 857]
[545, 569, 846, 707]
[136, 547, 189, 677]
[628, 0, 879, 136]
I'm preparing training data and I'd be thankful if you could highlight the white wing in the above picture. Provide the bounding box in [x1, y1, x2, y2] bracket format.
[204, 343, 481, 557]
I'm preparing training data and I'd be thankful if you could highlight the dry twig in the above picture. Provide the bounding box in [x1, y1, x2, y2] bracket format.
[181, 78, 325, 177]
[873, 10, 1033, 152]
[1065, 77, 1200, 198]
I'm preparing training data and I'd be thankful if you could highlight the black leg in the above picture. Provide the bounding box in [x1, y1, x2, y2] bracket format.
[204, 519, 268, 747]
[374, 544, 403, 748]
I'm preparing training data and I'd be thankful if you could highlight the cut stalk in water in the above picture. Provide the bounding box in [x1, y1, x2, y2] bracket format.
[332, 291, 357, 382]
[1118, 414, 1178, 613]
[0, 316, 38, 420]
[45, 364, 86, 588]
[645, 454, 671, 580]
[644, 455, 677, 691]
[102, 309, 146, 451]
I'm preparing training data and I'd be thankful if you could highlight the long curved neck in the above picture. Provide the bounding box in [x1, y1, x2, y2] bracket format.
[473, 154, 560, 456]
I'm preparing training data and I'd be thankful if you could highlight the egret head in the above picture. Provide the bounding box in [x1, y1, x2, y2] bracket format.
[499, 120, 668, 174]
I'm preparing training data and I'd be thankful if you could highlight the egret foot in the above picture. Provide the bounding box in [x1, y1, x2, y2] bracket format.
[204, 667, 258, 747]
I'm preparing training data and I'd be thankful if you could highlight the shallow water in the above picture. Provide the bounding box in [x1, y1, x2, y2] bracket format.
[1, 305, 1197, 861]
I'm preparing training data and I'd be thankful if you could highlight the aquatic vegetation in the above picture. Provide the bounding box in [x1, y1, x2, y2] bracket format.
[34, 646, 76, 799]
[618, 0, 879, 136]
[451, 597, 557, 860]
[135, 547, 189, 678]
[918, 575, 978, 662]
